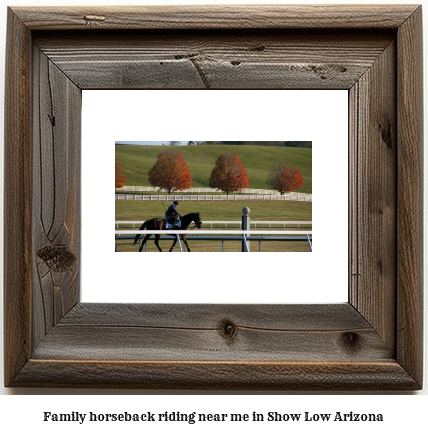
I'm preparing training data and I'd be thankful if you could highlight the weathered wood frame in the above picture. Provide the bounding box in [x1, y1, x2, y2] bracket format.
[4, 5, 423, 389]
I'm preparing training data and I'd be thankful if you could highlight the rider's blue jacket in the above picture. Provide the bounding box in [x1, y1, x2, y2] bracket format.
[165, 203, 181, 218]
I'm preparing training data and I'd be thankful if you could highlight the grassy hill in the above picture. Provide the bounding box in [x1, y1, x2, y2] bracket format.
[116, 144, 312, 193]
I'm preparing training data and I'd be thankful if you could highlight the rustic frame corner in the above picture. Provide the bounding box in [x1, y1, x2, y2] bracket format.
[4, 5, 423, 389]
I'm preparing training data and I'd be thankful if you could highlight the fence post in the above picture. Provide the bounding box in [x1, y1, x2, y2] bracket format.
[242, 207, 250, 252]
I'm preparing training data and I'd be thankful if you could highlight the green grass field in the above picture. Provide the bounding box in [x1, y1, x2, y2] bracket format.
[116, 200, 312, 222]
[116, 144, 312, 193]
[115, 200, 312, 252]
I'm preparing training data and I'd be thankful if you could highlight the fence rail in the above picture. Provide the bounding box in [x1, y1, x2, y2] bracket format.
[115, 230, 312, 252]
[115, 193, 312, 202]
[117, 185, 300, 195]
[115, 234, 312, 252]
[115, 230, 312, 235]
[114, 211, 312, 252]
[115, 220, 312, 229]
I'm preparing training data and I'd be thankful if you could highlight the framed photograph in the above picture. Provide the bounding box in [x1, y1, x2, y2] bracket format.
[4, 5, 423, 389]
[113, 137, 313, 254]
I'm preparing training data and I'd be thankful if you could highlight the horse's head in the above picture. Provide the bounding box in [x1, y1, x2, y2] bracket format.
[194, 212, 202, 229]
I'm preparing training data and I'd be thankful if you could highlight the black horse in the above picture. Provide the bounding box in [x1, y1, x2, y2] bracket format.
[133, 212, 202, 252]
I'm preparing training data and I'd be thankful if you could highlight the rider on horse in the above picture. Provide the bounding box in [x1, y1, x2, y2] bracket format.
[165, 200, 182, 228]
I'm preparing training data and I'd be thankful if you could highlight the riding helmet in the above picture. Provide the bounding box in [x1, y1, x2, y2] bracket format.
[173, 200, 179, 205]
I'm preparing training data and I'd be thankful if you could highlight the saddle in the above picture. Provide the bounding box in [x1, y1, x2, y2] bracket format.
[166, 218, 181, 229]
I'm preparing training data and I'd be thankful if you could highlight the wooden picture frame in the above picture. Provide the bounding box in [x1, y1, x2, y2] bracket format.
[4, 5, 423, 389]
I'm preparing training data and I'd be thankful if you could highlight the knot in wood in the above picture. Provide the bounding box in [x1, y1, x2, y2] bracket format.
[378, 122, 393, 149]
[341, 332, 361, 350]
[37, 245, 76, 272]
[219, 320, 238, 340]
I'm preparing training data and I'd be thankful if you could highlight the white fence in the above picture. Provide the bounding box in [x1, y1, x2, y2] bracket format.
[117, 186, 291, 195]
[116, 230, 311, 235]
[116, 220, 312, 229]
[116, 230, 312, 239]
[115, 193, 312, 202]
[115, 229, 312, 252]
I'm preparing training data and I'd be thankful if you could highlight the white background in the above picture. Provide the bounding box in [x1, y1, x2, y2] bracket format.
[0, 0, 426, 429]
[82, 89, 348, 304]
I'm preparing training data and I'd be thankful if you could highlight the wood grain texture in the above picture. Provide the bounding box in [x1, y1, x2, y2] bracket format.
[3, 8, 32, 387]
[396, 6, 423, 387]
[33, 304, 391, 362]
[12, 361, 419, 390]
[349, 40, 397, 351]
[32, 47, 81, 348]
[34, 31, 393, 90]
[60, 303, 370, 329]
[12, 5, 419, 30]
[4, 5, 423, 390]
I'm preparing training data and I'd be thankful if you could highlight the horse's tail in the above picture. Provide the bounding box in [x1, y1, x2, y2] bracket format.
[133, 220, 147, 245]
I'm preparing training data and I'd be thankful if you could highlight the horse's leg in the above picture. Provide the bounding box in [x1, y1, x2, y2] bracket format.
[154, 235, 162, 252]
[183, 235, 191, 252]
[169, 236, 178, 252]
[139, 235, 151, 252]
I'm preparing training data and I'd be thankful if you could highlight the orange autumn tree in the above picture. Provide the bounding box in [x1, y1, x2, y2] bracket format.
[209, 153, 250, 196]
[115, 160, 128, 188]
[148, 149, 192, 194]
[267, 161, 304, 195]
